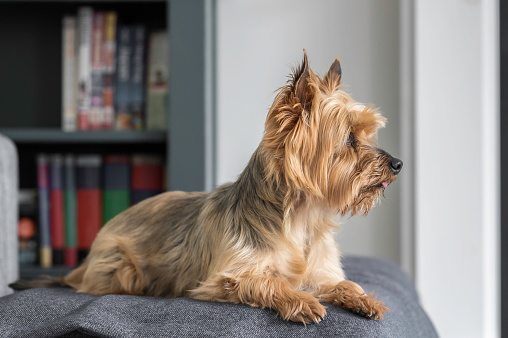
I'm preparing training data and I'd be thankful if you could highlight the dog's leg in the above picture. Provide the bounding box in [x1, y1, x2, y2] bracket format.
[314, 281, 388, 320]
[71, 233, 145, 296]
[305, 232, 388, 320]
[189, 273, 326, 324]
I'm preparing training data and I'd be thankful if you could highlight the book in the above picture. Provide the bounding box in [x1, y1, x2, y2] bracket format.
[64, 154, 78, 267]
[77, 7, 93, 131]
[90, 11, 105, 130]
[62, 16, 77, 132]
[146, 31, 169, 130]
[37, 154, 52, 268]
[76, 155, 102, 262]
[130, 25, 146, 130]
[115, 26, 132, 130]
[103, 155, 130, 224]
[131, 154, 164, 205]
[102, 12, 117, 130]
[49, 154, 65, 266]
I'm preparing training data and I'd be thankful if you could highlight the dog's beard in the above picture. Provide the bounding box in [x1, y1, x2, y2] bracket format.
[338, 174, 392, 217]
[348, 185, 385, 216]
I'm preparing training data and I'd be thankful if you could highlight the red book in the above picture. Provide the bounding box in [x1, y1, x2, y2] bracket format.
[131, 154, 164, 205]
[49, 155, 65, 266]
[77, 155, 102, 262]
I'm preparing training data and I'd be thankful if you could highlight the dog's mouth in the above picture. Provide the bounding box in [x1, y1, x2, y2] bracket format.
[381, 182, 389, 188]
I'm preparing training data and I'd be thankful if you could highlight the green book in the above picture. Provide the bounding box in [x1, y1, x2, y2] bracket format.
[64, 154, 78, 267]
[103, 155, 130, 224]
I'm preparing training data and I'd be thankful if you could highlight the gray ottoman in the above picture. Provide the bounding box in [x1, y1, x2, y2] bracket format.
[0, 256, 437, 337]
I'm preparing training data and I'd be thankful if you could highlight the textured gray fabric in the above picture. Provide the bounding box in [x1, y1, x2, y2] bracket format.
[0, 134, 18, 297]
[0, 256, 438, 337]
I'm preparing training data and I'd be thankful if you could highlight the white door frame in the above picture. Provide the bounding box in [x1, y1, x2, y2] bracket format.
[413, 0, 500, 337]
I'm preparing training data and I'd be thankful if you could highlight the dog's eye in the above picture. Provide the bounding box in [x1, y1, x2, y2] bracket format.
[346, 134, 355, 147]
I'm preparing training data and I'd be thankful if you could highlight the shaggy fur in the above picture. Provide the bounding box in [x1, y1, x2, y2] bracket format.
[11, 51, 401, 324]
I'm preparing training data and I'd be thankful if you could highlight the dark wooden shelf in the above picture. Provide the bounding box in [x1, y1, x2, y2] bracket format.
[0, 0, 165, 3]
[19, 265, 73, 280]
[0, 128, 166, 144]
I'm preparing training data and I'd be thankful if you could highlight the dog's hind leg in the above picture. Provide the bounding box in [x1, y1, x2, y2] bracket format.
[189, 273, 326, 324]
[72, 234, 146, 296]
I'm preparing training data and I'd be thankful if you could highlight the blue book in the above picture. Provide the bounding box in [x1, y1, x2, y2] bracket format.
[115, 25, 132, 130]
[37, 154, 52, 267]
[130, 25, 146, 130]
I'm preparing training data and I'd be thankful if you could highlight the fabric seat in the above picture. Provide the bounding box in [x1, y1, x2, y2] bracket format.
[0, 256, 437, 338]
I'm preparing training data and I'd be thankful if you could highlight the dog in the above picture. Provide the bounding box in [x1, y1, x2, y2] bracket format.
[11, 51, 402, 324]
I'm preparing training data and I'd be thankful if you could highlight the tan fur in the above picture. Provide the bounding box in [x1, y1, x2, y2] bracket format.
[11, 51, 401, 324]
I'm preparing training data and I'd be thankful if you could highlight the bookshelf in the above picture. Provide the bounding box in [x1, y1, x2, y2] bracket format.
[0, 0, 215, 275]
[0, 128, 166, 144]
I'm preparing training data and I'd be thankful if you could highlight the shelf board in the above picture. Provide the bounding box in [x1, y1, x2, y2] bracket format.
[19, 265, 73, 280]
[0, 0, 165, 3]
[0, 128, 166, 144]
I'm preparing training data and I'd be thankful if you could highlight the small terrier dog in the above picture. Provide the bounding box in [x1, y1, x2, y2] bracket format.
[12, 51, 402, 323]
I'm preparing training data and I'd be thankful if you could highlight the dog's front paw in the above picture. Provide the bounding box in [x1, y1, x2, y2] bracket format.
[279, 291, 327, 324]
[337, 292, 389, 321]
[331, 280, 389, 321]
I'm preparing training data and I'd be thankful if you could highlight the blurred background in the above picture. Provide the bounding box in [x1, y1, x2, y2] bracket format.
[0, 0, 501, 337]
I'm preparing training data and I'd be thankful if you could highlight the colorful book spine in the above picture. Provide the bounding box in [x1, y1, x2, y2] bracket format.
[77, 7, 93, 131]
[77, 155, 102, 262]
[115, 26, 132, 130]
[64, 154, 78, 267]
[102, 12, 117, 130]
[62, 16, 77, 132]
[90, 11, 105, 130]
[37, 154, 52, 268]
[49, 155, 65, 266]
[131, 154, 164, 205]
[146, 31, 169, 131]
[103, 155, 130, 224]
[130, 25, 146, 130]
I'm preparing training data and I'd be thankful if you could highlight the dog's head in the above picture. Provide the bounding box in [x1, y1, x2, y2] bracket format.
[262, 50, 402, 216]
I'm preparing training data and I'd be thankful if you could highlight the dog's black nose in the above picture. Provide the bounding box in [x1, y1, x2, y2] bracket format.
[390, 158, 403, 175]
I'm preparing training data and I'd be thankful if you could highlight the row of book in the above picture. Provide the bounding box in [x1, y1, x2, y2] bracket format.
[18, 153, 165, 268]
[62, 7, 168, 132]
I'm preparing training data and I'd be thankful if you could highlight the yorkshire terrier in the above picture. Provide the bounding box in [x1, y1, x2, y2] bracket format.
[11, 51, 402, 324]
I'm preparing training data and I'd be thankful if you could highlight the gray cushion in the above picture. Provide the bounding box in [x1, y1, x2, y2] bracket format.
[0, 134, 18, 297]
[0, 256, 437, 337]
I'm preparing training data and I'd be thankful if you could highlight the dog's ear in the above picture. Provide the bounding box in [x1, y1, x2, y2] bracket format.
[292, 50, 314, 111]
[324, 57, 342, 85]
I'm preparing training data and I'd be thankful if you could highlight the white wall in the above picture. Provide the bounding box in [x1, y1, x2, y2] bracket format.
[415, 0, 499, 337]
[215, 0, 402, 264]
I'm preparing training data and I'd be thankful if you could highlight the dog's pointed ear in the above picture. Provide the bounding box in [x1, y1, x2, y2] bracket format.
[324, 57, 342, 85]
[292, 49, 313, 110]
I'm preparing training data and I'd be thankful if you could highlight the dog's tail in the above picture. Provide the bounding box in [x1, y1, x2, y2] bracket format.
[9, 275, 72, 291]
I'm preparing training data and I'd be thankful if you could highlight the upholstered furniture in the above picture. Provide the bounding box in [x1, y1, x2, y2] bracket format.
[0, 134, 438, 337]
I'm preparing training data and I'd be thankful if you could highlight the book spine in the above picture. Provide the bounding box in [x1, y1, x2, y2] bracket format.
[77, 155, 102, 262]
[90, 12, 105, 130]
[64, 154, 78, 267]
[131, 154, 163, 205]
[115, 26, 132, 130]
[146, 31, 169, 131]
[103, 155, 130, 224]
[62, 16, 77, 132]
[37, 154, 52, 268]
[49, 154, 65, 266]
[102, 12, 117, 130]
[77, 7, 93, 131]
[130, 25, 146, 130]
